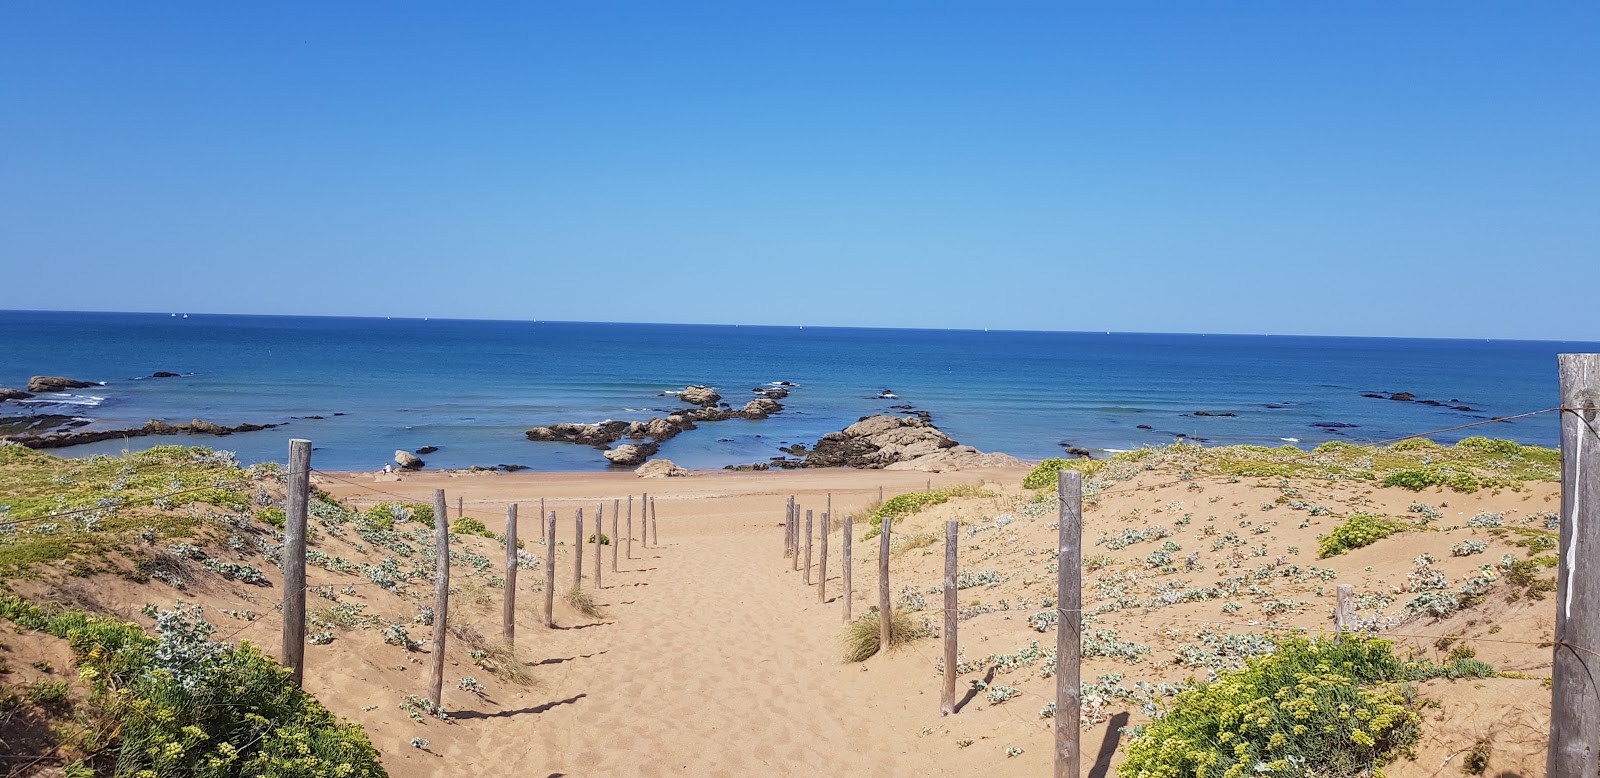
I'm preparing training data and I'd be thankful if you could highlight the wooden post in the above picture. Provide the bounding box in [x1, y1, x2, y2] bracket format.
[1056, 470, 1083, 778]
[611, 499, 620, 573]
[942, 519, 958, 715]
[594, 502, 603, 589]
[1551, 353, 1600, 777]
[504, 503, 518, 645]
[543, 511, 556, 628]
[458, 495, 463, 522]
[878, 516, 892, 653]
[282, 439, 311, 687]
[792, 502, 801, 572]
[804, 509, 814, 585]
[573, 508, 584, 590]
[926, 478, 931, 492]
[784, 497, 794, 557]
[843, 514, 853, 623]
[878, 485, 884, 503]
[539, 497, 546, 542]
[817, 513, 829, 602]
[651, 497, 658, 546]
[640, 492, 648, 547]
[428, 489, 450, 709]
[1335, 584, 1354, 633]
[627, 495, 634, 560]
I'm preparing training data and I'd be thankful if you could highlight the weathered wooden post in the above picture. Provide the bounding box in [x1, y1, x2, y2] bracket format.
[651, 497, 658, 545]
[942, 518, 958, 715]
[543, 511, 556, 628]
[792, 501, 802, 572]
[1335, 584, 1354, 633]
[504, 503, 518, 646]
[817, 513, 829, 603]
[458, 495, 463, 522]
[282, 439, 311, 687]
[539, 497, 546, 542]
[843, 514, 853, 622]
[573, 507, 584, 590]
[804, 509, 814, 585]
[428, 489, 450, 709]
[611, 499, 620, 573]
[879, 516, 892, 653]
[878, 485, 884, 503]
[626, 495, 634, 560]
[1056, 470, 1083, 778]
[640, 492, 648, 547]
[594, 502, 603, 589]
[1551, 353, 1600, 777]
[784, 497, 794, 557]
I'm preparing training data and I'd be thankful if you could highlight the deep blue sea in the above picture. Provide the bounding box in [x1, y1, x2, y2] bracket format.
[2, 311, 1595, 472]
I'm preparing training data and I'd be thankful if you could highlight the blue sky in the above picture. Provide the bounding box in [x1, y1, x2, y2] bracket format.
[3, 3, 1595, 339]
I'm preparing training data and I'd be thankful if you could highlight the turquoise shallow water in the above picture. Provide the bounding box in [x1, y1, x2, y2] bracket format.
[1, 310, 1595, 471]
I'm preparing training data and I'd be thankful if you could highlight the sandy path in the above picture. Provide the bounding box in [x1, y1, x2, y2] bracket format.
[320, 469, 1026, 777]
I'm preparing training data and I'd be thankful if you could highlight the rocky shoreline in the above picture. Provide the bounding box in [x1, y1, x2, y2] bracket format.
[729, 414, 1023, 472]
[4, 418, 283, 450]
[526, 384, 788, 466]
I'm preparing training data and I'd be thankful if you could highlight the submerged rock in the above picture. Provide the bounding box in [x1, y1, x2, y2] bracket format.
[151, 371, 181, 378]
[4, 418, 279, 449]
[0, 388, 33, 403]
[679, 385, 722, 407]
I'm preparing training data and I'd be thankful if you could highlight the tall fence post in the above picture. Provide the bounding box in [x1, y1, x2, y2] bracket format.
[458, 495, 463, 522]
[627, 495, 634, 560]
[879, 516, 892, 653]
[282, 439, 311, 687]
[574, 508, 584, 590]
[539, 497, 546, 542]
[1335, 584, 1353, 633]
[784, 497, 794, 557]
[594, 502, 603, 589]
[612, 499, 620, 573]
[1551, 353, 1600, 777]
[504, 503, 518, 645]
[942, 518, 958, 715]
[843, 514, 853, 622]
[817, 513, 830, 603]
[651, 496, 658, 546]
[640, 492, 648, 547]
[804, 509, 814, 585]
[543, 511, 557, 628]
[1056, 471, 1082, 778]
[428, 489, 450, 709]
[793, 501, 802, 572]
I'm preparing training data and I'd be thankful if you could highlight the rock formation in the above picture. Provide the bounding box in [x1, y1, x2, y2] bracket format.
[27, 376, 97, 392]
[745, 414, 1023, 472]
[4, 419, 280, 449]
[635, 459, 688, 478]
[151, 372, 181, 378]
[394, 450, 424, 470]
[0, 388, 33, 403]
[526, 383, 788, 465]
[679, 385, 721, 407]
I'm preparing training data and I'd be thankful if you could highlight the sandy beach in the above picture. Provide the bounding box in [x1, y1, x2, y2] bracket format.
[4, 449, 1560, 776]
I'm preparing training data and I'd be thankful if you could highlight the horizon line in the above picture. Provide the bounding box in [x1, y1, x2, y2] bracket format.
[4, 307, 1598, 346]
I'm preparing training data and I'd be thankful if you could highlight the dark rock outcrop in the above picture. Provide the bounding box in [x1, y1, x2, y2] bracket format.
[527, 382, 789, 464]
[416, 446, 439, 455]
[0, 388, 33, 403]
[151, 372, 181, 378]
[4, 418, 279, 449]
[27, 376, 96, 393]
[1191, 411, 1237, 417]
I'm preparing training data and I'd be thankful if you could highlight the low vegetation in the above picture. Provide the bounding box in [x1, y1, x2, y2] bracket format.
[0, 595, 386, 777]
[1121, 634, 1493, 778]
[862, 485, 992, 539]
[562, 588, 604, 618]
[841, 607, 925, 662]
[1318, 514, 1413, 558]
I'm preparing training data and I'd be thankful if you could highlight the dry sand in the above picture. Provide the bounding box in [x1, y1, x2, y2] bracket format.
[8, 463, 1562, 776]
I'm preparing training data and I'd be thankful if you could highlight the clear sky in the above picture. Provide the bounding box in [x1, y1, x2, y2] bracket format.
[3, 3, 1595, 340]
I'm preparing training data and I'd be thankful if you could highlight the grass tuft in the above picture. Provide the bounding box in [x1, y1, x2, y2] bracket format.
[841, 607, 924, 662]
[562, 588, 605, 618]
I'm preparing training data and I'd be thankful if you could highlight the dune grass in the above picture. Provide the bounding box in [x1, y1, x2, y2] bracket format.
[842, 607, 924, 662]
[562, 588, 605, 618]
[449, 622, 537, 687]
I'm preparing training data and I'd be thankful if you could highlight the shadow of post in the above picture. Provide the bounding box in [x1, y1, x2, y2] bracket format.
[1088, 711, 1130, 778]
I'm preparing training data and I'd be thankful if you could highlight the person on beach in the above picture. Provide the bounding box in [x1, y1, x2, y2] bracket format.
[382, 463, 392, 474]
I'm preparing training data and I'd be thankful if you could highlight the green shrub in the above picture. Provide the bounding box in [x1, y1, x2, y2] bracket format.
[1381, 469, 1481, 493]
[1023, 458, 1104, 489]
[1455, 437, 1523, 457]
[1120, 635, 1423, 778]
[0, 595, 386, 777]
[1318, 514, 1411, 558]
[860, 486, 994, 539]
[1389, 437, 1442, 452]
[256, 506, 287, 530]
[587, 533, 610, 545]
[363, 502, 432, 530]
[451, 516, 493, 537]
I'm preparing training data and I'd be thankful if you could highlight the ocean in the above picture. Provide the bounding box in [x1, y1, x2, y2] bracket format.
[1, 310, 1594, 472]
